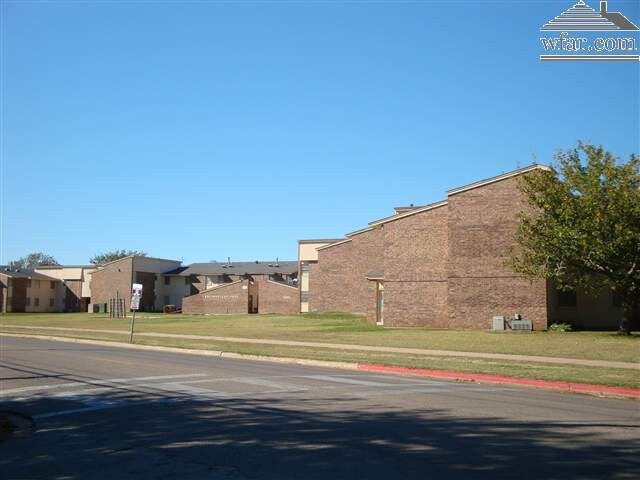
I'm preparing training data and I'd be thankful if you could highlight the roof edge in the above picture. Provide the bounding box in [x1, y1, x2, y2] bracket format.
[367, 200, 449, 228]
[316, 238, 352, 251]
[446, 164, 552, 196]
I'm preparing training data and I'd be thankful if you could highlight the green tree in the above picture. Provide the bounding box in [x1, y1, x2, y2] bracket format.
[511, 142, 639, 335]
[8, 252, 60, 270]
[89, 250, 147, 265]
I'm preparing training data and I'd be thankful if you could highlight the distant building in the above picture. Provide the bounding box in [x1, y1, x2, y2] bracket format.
[297, 240, 343, 313]
[0, 268, 64, 313]
[89, 256, 182, 312]
[34, 265, 97, 312]
[181, 261, 298, 315]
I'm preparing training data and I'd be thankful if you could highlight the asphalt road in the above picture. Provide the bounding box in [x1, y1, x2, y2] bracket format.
[1, 336, 638, 480]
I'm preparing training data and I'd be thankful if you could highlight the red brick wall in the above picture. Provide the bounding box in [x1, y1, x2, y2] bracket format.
[90, 257, 134, 309]
[258, 281, 299, 314]
[182, 280, 249, 314]
[382, 205, 449, 327]
[310, 227, 384, 316]
[446, 176, 548, 330]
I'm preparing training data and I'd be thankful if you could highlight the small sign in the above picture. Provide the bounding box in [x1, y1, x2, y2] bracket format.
[131, 283, 143, 311]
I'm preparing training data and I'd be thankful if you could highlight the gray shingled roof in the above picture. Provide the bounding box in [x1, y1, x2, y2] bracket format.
[179, 261, 298, 276]
[0, 268, 59, 281]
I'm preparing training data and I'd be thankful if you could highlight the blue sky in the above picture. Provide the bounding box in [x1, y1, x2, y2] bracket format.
[2, 0, 639, 265]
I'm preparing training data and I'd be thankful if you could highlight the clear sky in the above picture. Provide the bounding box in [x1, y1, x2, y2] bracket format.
[2, 0, 639, 265]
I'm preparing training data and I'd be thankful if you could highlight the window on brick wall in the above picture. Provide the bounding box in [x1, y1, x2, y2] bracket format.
[164, 276, 171, 285]
[557, 290, 577, 307]
[164, 295, 170, 305]
[34, 298, 40, 307]
[49, 298, 54, 307]
[50, 281, 56, 289]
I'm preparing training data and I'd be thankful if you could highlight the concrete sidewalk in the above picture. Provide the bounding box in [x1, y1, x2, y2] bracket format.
[2, 324, 638, 370]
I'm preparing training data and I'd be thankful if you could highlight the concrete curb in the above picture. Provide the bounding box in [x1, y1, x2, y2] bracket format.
[358, 364, 640, 399]
[2, 333, 637, 400]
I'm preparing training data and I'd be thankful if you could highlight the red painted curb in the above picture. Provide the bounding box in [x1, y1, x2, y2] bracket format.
[357, 363, 640, 398]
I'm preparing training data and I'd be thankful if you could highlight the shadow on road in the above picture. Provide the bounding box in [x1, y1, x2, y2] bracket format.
[1, 388, 638, 480]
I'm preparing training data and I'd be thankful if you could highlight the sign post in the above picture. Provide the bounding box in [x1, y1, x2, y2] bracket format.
[129, 283, 142, 343]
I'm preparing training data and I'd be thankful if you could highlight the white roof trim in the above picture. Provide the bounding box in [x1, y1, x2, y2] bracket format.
[447, 164, 551, 196]
[316, 238, 352, 251]
[367, 200, 449, 228]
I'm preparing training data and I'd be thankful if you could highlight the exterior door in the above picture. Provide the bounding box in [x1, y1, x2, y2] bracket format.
[376, 281, 384, 326]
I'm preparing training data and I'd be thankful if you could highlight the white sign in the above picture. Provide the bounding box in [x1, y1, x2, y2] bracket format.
[131, 283, 143, 310]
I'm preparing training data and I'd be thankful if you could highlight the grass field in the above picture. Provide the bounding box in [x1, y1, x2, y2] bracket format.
[2, 312, 639, 388]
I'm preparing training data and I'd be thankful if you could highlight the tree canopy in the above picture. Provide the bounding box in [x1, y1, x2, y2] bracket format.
[510, 142, 639, 334]
[89, 250, 147, 265]
[7, 252, 60, 270]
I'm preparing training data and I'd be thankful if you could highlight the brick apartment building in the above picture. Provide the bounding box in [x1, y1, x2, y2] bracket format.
[181, 261, 298, 314]
[306, 165, 627, 330]
[89, 256, 182, 312]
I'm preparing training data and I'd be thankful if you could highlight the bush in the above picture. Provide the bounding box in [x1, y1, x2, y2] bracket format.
[549, 322, 573, 332]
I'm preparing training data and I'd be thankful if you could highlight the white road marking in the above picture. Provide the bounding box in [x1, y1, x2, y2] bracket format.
[0, 373, 207, 396]
[305, 375, 405, 387]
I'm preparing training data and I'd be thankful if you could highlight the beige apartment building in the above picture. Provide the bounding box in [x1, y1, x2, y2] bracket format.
[0, 268, 64, 313]
[297, 240, 342, 313]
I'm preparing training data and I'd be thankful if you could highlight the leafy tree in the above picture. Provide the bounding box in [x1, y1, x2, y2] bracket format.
[89, 250, 147, 265]
[7, 252, 60, 270]
[510, 142, 639, 335]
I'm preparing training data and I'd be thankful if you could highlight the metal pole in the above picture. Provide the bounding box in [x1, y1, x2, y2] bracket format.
[129, 310, 136, 343]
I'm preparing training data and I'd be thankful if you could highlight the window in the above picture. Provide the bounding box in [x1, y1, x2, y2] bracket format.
[301, 291, 309, 303]
[26, 297, 31, 306]
[185, 277, 190, 286]
[164, 276, 171, 286]
[612, 291, 623, 308]
[34, 280, 40, 289]
[164, 295, 171, 305]
[27, 279, 32, 288]
[49, 298, 54, 307]
[50, 281, 56, 289]
[34, 298, 40, 307]
[301, 263, 310, 273]
[557, 290, 577, 307]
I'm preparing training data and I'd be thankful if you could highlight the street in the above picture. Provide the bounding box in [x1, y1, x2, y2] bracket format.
[1, 336, 638, 479]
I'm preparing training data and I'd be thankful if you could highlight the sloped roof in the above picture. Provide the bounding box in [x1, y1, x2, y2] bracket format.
[0, 268, 59, 281]
[180, 261, 298, 276]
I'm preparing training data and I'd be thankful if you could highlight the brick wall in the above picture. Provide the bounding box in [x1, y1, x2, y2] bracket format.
[64, 280, 83, 312]
[446, 176, 548, 330]
[90, 257, 134, 310]
[310, 227, 384, 316]
[382, 204, 449, 327]
[258, 280, 299, 314]
[182, 280, 249, 314]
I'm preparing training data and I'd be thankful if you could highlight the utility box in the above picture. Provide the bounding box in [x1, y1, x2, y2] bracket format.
[511, 319, 533, 331]
[492, 316, 505, 331]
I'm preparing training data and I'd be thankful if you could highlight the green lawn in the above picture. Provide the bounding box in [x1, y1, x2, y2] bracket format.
[2, 312, 639, 388]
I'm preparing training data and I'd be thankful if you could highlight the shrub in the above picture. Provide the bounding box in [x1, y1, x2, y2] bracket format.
[549, 322, 573, 332]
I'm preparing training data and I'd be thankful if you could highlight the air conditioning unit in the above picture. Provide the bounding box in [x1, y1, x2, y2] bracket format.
[511, 319, 533, 331]
[492, 316, 505, 331]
